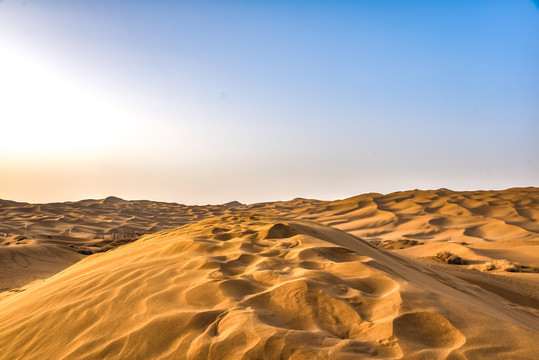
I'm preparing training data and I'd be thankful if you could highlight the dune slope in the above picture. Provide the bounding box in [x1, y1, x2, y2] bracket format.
[1, 188, 537, 283]
[0, 215, 537, 359]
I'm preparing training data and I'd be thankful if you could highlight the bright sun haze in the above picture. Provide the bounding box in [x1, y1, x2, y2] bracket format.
[1, 0, 537, 204]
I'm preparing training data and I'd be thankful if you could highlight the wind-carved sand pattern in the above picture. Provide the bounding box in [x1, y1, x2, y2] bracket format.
[0, 216, 457, 359]
[2, 215, 537, 359]
[184, 218, 403, 359]
[0, 189, 538, 359]
[0, 217, 393, 359]
[1, 188, 537, 292]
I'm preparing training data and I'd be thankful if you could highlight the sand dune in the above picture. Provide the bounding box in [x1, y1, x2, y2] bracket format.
[0, 197, 233, 290]
[0, 188, 538, 358]
[0, 215, 537, 359]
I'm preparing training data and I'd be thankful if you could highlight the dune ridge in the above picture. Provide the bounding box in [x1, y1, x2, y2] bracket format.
[1, 215, 537, 359]
[1, 187, 537, 291]
[0, 188, 537, 358]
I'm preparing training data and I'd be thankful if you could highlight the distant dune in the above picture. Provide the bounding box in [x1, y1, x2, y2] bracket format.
[0, 188, 537, 358]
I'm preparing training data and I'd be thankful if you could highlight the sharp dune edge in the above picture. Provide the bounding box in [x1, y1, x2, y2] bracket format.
[0, 188, 537, 359]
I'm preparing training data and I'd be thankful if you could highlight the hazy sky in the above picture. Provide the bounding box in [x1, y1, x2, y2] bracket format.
[1, 0, 538, 204]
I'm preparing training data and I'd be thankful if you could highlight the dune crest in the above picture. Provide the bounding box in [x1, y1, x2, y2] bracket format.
[0, 215, 537, 359]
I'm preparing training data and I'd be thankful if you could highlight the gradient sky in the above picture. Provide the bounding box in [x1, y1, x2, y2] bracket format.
[1, 0, 538, 204]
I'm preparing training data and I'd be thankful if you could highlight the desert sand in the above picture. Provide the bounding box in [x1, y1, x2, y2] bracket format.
[0, 187, 537, 359]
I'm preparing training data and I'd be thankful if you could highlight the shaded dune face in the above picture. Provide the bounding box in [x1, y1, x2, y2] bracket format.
[393, 312, 465, 359]
[0, 217, 441, 360]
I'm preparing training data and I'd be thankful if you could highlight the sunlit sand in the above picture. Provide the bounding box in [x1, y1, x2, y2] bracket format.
[0, 187, 537, 359]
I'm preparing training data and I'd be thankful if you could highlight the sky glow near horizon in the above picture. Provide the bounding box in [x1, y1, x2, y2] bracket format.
[0, 0, 538, 204]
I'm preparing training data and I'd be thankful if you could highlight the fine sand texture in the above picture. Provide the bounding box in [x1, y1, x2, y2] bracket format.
[1, 188, 537, 291]
[0, 215, 537, 359]
[0, 187, 537, 359]
[0, 196, 235, 291]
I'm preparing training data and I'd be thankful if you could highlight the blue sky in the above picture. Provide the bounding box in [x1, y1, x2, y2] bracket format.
[0, 0, 537, 204]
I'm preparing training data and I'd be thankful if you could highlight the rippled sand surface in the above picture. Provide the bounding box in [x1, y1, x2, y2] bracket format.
[0, 188, 537, 359]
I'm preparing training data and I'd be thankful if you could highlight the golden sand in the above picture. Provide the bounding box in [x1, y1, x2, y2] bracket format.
[0, 188, 537, 359]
